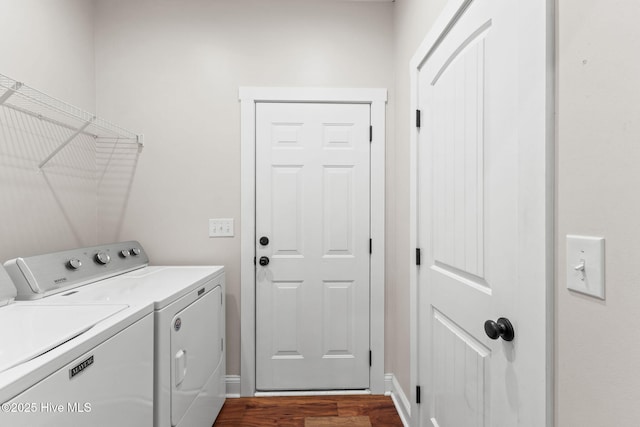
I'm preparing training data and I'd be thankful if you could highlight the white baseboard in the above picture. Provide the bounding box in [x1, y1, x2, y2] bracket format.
[225, 375, 241, 398]
[385, 373, 411, 427]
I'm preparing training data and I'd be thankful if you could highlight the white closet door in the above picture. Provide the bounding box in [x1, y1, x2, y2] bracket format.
[416, 0, 550, 425]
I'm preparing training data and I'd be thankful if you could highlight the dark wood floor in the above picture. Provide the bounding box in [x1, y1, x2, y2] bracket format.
[213, 395, 404, 427]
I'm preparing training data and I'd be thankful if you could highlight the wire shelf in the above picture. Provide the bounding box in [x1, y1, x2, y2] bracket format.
[0, 73, 143, 168]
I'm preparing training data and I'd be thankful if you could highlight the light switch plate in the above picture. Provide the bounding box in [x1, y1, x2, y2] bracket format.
[566, 235, 605, 299]
[209, 218, 234, 237]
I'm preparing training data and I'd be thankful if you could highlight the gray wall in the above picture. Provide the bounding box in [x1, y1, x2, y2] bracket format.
[0, 0, 98, 260]
[556, 0, 640, 424]
[93, 0, 395, 377]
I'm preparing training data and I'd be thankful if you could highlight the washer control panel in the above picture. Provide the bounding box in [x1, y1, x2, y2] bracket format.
[3, 241, 149, 300]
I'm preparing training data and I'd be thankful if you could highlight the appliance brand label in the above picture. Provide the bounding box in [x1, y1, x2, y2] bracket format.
[54, 277, 68, 285]
[69, 355, 94, 379]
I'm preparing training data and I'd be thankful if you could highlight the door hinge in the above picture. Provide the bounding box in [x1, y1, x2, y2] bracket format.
[221, 338, 224, 352]
[369, 125, 373, 142]
[369, 350, 372, 367]
[369, 238, 372, 254]
[416, 109, 421, 128]
[416, 248, 421, 266]
[416, 386, 421, 404]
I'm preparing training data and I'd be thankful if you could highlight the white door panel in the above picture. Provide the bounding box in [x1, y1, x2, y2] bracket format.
[417, 0, 549, 425]
[256, 102, 370, 391]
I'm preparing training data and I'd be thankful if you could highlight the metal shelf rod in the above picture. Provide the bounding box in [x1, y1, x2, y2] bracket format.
[3, 103, 138, 141]
[0, 82, 22, 105]
[38, 117, 96, 169]
[1, 72, 143, 168]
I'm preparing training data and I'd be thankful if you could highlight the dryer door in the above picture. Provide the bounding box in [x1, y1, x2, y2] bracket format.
[170, 285, 222, 426]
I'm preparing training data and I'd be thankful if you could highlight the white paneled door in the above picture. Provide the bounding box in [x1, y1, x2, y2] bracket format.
[255, 102, 371, 391]
[416, 0, 550, 426]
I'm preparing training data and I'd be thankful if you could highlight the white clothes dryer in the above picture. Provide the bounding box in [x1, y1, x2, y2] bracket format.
[0, 264, 154, 427]
[4, 241, 226, 427]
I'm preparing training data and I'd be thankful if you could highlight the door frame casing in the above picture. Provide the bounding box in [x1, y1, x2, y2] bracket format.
[240, 87, 387, 396]
[408, 0, 555, 425]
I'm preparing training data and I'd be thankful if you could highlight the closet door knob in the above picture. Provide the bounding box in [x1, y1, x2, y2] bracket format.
[259, 256, 270, 266]
[484, 317, 515, 342]
[259, 236, 269, 246]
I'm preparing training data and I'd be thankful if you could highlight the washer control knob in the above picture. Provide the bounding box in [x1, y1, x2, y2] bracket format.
[95, 251, 111, 265]
[67, 258, 82, 270]
[130, 247, 141, 256]
[119, 249, 131, 258]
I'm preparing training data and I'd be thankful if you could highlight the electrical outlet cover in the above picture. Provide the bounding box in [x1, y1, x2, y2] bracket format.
[566, 235, 605, 299]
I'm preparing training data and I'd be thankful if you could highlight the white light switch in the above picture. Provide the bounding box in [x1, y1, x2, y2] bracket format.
[566, 235, 605, 299]
[209, 218, 234, 237]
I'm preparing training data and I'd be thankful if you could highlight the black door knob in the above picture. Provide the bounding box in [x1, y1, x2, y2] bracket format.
[484, 317, 515, 342]
[259, 236, 269, 246]
[259, 256, 270, 266]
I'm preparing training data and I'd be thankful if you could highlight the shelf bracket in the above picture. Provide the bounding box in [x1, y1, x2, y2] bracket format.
[39, 117, 96, 169]
[0, 82, 23, 105]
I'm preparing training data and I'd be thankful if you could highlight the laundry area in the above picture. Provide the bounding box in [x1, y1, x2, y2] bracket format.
[1, 0, 639, 427]
[0, 1, 396, 425]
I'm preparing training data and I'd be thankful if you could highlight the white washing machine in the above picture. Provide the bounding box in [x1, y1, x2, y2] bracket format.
[4, 241, 226, 427]
[0, 264, 154, 427]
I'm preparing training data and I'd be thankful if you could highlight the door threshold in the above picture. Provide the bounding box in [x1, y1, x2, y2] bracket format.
[255, 389, 372, 397]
